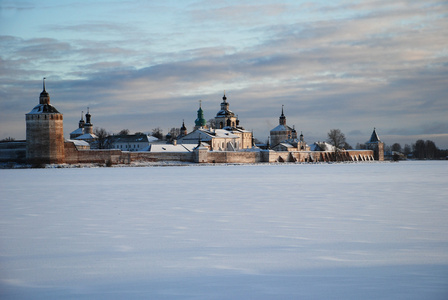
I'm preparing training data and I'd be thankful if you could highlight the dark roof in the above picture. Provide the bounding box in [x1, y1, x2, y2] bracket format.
[107, 134, 154, 143]
[216, 109, 235, 117]
[27, 104, 61, 114]
[367, 128, 381, 143]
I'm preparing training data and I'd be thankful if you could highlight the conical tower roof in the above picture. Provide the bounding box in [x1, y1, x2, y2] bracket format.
[368, 128, 381, 143]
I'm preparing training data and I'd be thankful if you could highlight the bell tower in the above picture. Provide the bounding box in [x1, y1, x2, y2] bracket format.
[194, 100, 207, 130]
[84, 107, 93, 134]
[214, 92, 237, 129]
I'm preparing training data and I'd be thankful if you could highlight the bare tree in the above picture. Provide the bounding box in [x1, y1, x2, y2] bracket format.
[391, 143, 402, 152]
[413, 139, 425, 159]
[206, 118, 216, 129]
[403, 144, 412, 156]
[151, 127, 164, 140]
[356, 143, 366, 149]
[343, 142, 353, 150]
[1, 137, 15, 142]
[167, 127, 180, 140]
[327, 129, 347, 150]
[94, 127, 111, 149]
[118, 129, 130, 135]
[425, 140, 437, 159]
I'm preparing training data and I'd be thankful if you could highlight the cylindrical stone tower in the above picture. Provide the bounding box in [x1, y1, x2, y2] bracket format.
[26, 78, 65, 164]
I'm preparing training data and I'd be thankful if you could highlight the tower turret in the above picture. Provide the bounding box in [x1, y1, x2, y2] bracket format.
[279, 105, 286, 126]
[39, 78, 50, 105]
[78, 111, 85, 128]
[26, 78, 65, 164]
[84, 107, 93, 134]
[215, 91, 237, 129]
[180, 120, 187, 136]
[194, 100, 207, 130]
[220, 92, 229, 111]
[292, 125, 298, 139]
[366, 128, 384, 161]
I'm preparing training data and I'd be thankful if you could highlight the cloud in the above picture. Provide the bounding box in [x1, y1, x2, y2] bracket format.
[1, 0, 447, 148]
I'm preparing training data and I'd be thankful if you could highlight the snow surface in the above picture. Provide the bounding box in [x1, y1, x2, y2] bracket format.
[1, 161, 447, 299]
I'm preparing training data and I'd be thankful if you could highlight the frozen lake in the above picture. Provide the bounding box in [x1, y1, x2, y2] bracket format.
[1, 161, 447, 299]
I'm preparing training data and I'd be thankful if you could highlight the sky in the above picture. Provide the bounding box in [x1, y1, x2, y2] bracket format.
[1, 0, 447, 148]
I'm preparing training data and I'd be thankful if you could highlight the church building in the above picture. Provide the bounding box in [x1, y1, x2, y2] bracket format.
[215, 92, 238, 129]
[70, 111, 85, 139]
[69, 108, 97, 144]
[213, 93, 253, 149]
[269, 106, 298, 147]
[177, 92, 253, 150]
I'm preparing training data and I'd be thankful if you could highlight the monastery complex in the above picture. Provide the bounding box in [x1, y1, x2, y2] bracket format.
[1, 80, 384, 165]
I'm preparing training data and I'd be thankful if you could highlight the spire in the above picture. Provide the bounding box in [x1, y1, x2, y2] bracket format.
[223, 90, 227, 102]
[78, 111, 85, 128]
[279, 105, 286, 126]
[39, 77, 50, 105]
[368, 127, 381, 143]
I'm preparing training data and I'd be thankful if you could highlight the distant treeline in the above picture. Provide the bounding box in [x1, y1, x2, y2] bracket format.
[357, 139, 447, 160]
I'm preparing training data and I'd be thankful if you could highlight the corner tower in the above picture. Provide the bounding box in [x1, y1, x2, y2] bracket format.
[366, 128, 384, 161]
[26, 78, 65, 164]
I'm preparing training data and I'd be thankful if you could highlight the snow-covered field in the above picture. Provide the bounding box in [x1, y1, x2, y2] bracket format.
[1, 161, 447, 299]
